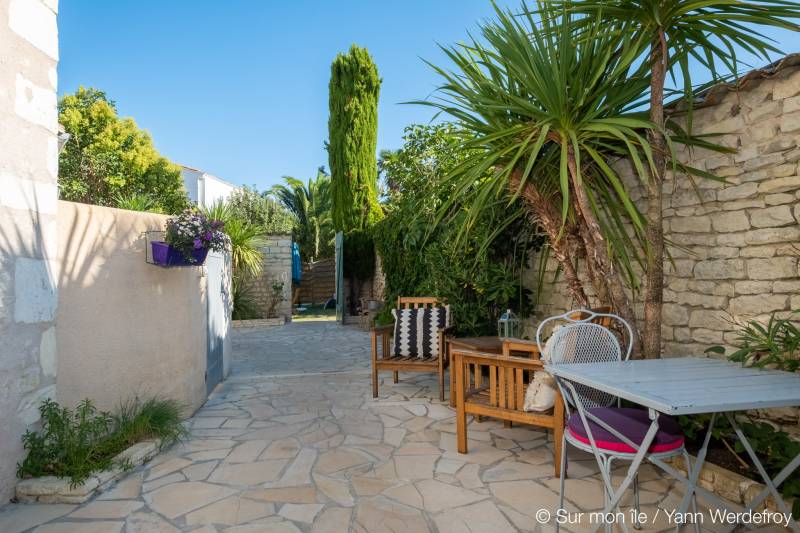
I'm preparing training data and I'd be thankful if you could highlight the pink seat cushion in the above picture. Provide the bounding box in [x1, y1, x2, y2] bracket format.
[567, 407, 684, 454]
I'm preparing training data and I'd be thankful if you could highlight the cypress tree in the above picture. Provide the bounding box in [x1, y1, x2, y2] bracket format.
[328, 44, 382, 232]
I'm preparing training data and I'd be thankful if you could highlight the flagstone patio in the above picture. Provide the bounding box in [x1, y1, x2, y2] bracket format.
[1, 322, 734, 532]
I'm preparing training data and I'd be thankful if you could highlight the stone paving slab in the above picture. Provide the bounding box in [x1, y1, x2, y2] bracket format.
[231, 321, 370, 377]
[0, 322, 748, 532]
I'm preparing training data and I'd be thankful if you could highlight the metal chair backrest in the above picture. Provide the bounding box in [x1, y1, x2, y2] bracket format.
[537, 308, 633, 410]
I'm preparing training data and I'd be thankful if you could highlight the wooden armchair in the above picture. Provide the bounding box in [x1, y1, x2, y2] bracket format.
[453, 341, 564, 477]
[370, 297, 454, 401]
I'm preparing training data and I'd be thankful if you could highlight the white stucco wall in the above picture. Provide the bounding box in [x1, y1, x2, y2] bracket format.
[202, 174, 237, 206]
[181, 167, 238, 207]
[181, 167, 201, 204]
[56, 201, 233, 414]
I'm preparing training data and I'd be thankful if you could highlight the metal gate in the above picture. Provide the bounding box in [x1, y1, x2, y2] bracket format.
[335, 231, 344, 324]
[205, 251, 227, 394]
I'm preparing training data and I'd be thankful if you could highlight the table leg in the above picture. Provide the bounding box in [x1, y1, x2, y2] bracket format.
[675, 413, 717, 521]
[723, 412, 800, 533]
[572, 407, 794, 533]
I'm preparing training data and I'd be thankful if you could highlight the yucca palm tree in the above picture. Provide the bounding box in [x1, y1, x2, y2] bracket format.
[420, 3, 670, 338]
[113, 192, 163, 213]
[272, 168, 334, 262]
[200, 201, 266, 278]
[548, 0, 800, 357]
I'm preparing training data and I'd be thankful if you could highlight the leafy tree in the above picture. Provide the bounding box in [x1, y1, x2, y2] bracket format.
[550, 0, 800, 358]
[376, 124, 537, 335]
[271, 168, 334, 262]
[226, 185, 294, 234]
[328, 45, 383, 231]
[58, 87, 188, 214]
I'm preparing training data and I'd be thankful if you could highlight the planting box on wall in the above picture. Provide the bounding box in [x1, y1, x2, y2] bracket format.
[144, 231, 208, 267]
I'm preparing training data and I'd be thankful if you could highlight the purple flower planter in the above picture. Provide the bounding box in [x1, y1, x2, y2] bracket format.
[151, 241, 208, 267]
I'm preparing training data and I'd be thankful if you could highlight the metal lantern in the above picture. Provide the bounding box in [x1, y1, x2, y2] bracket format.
[498, 309, 521, 339]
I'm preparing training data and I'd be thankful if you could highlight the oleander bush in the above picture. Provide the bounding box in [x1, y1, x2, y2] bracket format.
[680, 311, 800, 517]
[17, 397, 187, 486]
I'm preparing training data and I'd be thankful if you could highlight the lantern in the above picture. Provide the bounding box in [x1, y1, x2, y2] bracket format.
[498, 309, 521, 339]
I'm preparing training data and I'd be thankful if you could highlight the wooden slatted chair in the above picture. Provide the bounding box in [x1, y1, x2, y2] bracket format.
[453, 341, 564, 477]
[370, 297, 454, 401]
[451, 306, 615, 477]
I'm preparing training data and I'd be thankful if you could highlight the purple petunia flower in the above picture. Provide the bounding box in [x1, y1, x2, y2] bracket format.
[204, 231, 212, 240]
[193, 238, 203, 249]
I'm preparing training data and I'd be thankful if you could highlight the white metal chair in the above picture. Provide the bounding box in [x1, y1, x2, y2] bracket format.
[537, 309, 697, 533]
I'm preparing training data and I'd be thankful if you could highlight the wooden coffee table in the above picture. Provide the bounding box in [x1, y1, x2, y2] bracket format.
[447, 337, 502, 407]
[446, 336, 540, 407]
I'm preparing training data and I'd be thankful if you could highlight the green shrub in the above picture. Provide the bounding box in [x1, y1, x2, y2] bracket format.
[343, 229, 375, 281]
[706, 311, 799, 372]
[375, 124, 540, 336]
[232, 275, 262, 320]
[108, 397, 187, 451]
[17, 397, 187, 486]
[113, 192, 163, 213]
[682, 311, 800, 518]
[227, 185, 295, 235]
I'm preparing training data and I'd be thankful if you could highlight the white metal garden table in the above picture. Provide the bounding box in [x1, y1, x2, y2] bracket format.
[545, 357, 800, 532]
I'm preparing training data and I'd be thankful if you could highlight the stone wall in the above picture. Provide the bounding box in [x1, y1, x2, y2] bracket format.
[246, 235, 293, 321]
[0, 0, 60, 501]
[661, 74, 799, 357]
[523, 61, 800, 435]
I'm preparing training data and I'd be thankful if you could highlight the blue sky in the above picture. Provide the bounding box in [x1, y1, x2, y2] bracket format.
[58, 2, 797, 191]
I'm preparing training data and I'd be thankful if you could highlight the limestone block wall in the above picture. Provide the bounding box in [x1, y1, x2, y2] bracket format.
[0, 0, 60, 502]
[245, 235, 293, 320]
[523, 62, 800, 435]
[527, 63, 800, 338]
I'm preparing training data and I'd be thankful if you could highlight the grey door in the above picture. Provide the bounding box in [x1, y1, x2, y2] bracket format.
[206, 252, 225, 394]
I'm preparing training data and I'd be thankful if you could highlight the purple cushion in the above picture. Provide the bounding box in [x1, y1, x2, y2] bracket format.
[567, 407, 684, 453]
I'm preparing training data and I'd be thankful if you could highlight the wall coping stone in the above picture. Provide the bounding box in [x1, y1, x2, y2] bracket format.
[232, 317, 286, 329]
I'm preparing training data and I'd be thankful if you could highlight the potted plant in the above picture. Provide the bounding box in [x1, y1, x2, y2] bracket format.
[151, 209, 229, 266]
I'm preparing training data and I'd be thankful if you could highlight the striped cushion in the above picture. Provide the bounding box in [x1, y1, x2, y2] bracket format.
[391, 306, 451, 358]
[392, 308, 420, 357]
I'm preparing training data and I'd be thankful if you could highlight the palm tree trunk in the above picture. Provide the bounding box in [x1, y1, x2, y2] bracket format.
[508, 171, 590, 307]
[574, 223, 610, 305]
[643, 34, 668, 359]
[565, 146, 642, 354]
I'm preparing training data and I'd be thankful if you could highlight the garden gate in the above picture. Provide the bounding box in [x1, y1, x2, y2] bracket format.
[205, 251, 229, 394]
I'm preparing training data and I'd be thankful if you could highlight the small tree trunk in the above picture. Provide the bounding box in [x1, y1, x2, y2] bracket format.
[574, 223, 610, 305]
[508, 171, 590, 307]
[643, 34, 668, 359]
[565, 146, 642, 354]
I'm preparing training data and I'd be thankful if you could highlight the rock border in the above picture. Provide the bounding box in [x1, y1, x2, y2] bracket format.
[15, 439, 160, 504]
[671, 454, 794, 512]
[232, 317, 285, 329]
